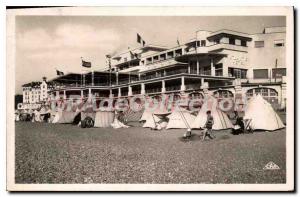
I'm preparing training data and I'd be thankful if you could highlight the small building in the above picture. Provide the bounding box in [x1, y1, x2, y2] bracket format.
[19, 77, 54, 110]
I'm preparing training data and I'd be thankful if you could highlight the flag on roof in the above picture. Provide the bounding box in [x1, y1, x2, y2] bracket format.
[137, 33, 146, 46]
[129, 51, 139, 59]
[82, 60, 91, 68]
[56, 70, 64, 76]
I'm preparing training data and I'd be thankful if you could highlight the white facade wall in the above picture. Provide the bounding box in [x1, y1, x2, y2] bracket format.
[22, 79, 49, 105]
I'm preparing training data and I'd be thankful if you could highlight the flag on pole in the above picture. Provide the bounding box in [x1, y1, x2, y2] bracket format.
[129, 51, 139, 59]
[56, 70, 64, 76]
[137, 33, 142, 43]
[81, 60, 92, 68]
[177, 37, 180, 46]
[137, 33, 146, 46]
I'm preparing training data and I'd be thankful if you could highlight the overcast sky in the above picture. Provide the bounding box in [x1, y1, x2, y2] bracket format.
[15, 15, 285, 94]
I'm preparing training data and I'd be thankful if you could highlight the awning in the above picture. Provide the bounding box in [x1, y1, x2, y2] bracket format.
[139, 59, 187, 73]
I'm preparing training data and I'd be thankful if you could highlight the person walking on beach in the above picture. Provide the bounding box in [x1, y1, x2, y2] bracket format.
[203, 110, 215, 140]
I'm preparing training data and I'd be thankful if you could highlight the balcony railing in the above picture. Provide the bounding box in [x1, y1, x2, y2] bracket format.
[186, 84, 200, 90]
[132, 90, 141, 95]
[165, 69, 188, 76]
[166, 85, 181, 92]
[146, 88, 161, 94]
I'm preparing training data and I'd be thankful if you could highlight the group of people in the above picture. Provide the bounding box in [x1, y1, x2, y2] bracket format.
[15, 107, 52, 123]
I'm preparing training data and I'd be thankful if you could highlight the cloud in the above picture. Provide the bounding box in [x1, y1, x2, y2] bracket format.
[17, 23, 121, 52]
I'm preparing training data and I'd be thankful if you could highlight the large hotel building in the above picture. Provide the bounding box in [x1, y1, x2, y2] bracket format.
[21, 26, 287, 110]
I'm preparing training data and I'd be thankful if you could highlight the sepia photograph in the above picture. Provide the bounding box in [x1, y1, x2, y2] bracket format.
[6, 6, 294, 191]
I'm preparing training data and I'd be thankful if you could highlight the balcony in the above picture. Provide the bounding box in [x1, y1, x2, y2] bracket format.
[207, 43, 248, 52]
[146, 87, 161, 94]
[166, 85, 181, 92]
[241, 77, 284, 84]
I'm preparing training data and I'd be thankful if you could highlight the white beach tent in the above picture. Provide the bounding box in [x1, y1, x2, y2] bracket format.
[111, 118, 130, 129]
[166, 107, 196, 129]
[94, 108, 115, 127]
[140, 108, 152, 122]
[142, 105, 170, 129]
[244, 94, 284, 131]
[52, 109, 80, 124]
[191, 96, 233, 130]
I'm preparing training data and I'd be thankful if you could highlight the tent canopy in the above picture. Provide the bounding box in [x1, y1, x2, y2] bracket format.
[244, 94, 284, 131]
[166, 107, 196, 129]
[191, 96, 233, 130]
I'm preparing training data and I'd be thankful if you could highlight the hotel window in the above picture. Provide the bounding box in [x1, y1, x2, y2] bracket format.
[124, 57, 127, 62]
[253, 69, 268, 79]
[160, 54, 166, 61]
[229, 38, 235, 45]
[167, 51, 174, 59]
[153, 56, 159, 62]
[247, 88, 278, 98]
[241, 40, 247, 47]
[228, 68, 247, 79]
[272, 68, 286, 78]
[274, 39, 284, 47]
[261, 88, 268, 97]
[175, 49, 182, 57]
[202, 67, 211, 75]
[246, 90, 253, 97]
[146, 57, 152, 65]
[270, 89, 277, 97]
[200, 40, 206, 47]
[254, 41, 264, 48]
[215, 63, 223, 76]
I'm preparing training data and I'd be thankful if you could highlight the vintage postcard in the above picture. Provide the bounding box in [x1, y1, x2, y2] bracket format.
[6, 6, 294, 191]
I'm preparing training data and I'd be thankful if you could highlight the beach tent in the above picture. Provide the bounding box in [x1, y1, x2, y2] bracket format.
[166, 107, 196, 129]
[52, 109, 80, 124]
[142, 105, 170, 129]
[140, 108, 152, 122]
[191, 96, 233, 130]
[142, 113, 171, 129]
[244, 94, 284, 131]
[111, 113, 130, 129]
[94, 108, 115, 127]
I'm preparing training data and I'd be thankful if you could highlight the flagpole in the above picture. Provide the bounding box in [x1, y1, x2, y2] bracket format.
[80, 57, 83, 88]
[195, 31, 198, 54]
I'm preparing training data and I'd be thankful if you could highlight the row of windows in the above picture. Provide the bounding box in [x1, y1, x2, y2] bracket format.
[253, 68, 286, 79]
[246, 88, 278, 97]
[213, 38, 247, 47]
[228, 68, 247, 79]
[254, 39, 285, 48]
[212, 88, 278, 99]
[143, 49, 183, 65]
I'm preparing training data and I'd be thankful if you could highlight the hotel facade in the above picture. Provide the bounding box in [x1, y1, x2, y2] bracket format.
[25, 26, 287, 110]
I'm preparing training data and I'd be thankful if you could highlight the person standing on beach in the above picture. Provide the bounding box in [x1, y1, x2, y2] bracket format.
[203, 110, 215, 140]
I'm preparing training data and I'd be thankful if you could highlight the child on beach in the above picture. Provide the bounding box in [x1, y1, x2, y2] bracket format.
[203, 110, 215, 140]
